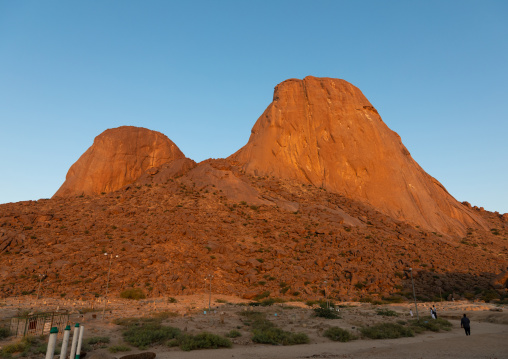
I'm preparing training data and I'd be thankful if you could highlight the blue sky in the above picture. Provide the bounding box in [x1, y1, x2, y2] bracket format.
[1, 1, 507, 214]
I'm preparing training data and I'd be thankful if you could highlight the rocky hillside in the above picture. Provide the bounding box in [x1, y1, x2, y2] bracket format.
[1, 159, 507, 301]
[1, 76, 507, 302]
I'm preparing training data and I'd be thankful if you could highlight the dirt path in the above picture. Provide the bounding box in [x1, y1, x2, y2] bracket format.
[155, 321, 508, 359]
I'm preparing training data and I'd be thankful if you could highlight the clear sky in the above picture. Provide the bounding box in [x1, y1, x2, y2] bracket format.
[1, 1, 507, 214]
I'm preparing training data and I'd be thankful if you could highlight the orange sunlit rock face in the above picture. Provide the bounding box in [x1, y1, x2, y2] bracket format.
[53, 126, 186, 197]
[3, 79, 507, 299]
[229, 76, 485, 234]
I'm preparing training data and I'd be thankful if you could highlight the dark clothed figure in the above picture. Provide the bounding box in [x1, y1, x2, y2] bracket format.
[461, 314, 471, 336]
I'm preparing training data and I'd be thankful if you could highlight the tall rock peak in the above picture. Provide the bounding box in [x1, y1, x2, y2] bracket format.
[54, 126, 186, 197]
[229, 76, 486, 234]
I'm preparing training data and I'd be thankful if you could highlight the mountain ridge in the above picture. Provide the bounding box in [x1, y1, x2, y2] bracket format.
[1, 76, 506, 301]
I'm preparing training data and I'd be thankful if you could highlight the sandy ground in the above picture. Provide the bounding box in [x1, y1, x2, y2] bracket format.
[158, 324, 508, 359]
[1, 295, 507, 359]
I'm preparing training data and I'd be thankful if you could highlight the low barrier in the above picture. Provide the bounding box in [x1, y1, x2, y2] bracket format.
[9, 311, 69, 338]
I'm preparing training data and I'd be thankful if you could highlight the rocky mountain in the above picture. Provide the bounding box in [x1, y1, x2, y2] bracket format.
[53, 126, 186, 197]
[1, 160, 507, 301]
[229, 76, 485, 235]
[1, 77, 507, 302]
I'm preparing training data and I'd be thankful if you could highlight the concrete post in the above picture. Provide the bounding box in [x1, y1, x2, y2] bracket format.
[75, 325, 85, 359]
[69, 323, 80, 359]
[45, 327, 58, 359]
[60, 325, 71, 359]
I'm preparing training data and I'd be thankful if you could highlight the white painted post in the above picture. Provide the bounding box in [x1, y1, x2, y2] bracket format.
[60, 325, 71, 359]
[69, 323, 80, 359]
[75, 324, 84, 359]
[45, 327, 58, 359]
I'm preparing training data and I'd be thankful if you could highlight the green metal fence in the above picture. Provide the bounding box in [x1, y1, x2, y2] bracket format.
[9, 312, 69, 337]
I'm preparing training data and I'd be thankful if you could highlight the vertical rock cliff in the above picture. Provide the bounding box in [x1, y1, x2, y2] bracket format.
[229, 76, 485, 234]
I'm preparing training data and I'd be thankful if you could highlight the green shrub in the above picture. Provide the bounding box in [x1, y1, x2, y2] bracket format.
[376, 308, 399, 317]
[259, 297, 285, 306]
[123, 322, 181, 349]
[168, 297, 178, 303]
[33, 342, 60, 355]
[252, 327, 309, 345]
[360, 323, 414, 339]
[151, 311, 178, 320]
[2, 341, 27, 355]
[354, 282, 366, 289]
[226, 330, 242, 338]
[240, 311, 308, 345]
[120, 288, 146, 300]
[114, 317, 160, 326]
[166, 338, 179, 347]
[238, 311, 265, 321]
[177, 333, 232, 351]
[434, 317, 452, 329]
[313, 307, 340, 319]
[1, 336, 43, 357]
[323, 327, 357, 342]
[108, 345, 131, 353]
[409, 317, 452, 333]
[246, 318, 274, 332]
[0, 327, 11, 339]
[253, 291, 271, 301]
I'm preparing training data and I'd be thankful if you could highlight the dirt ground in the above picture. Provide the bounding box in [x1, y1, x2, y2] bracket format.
[1, 295, 507, 359]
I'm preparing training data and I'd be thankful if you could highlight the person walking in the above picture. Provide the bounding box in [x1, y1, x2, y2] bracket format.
[461, 314, 471, 335]
[433, 305, 438, 319]
[409, 309, 413, 318]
